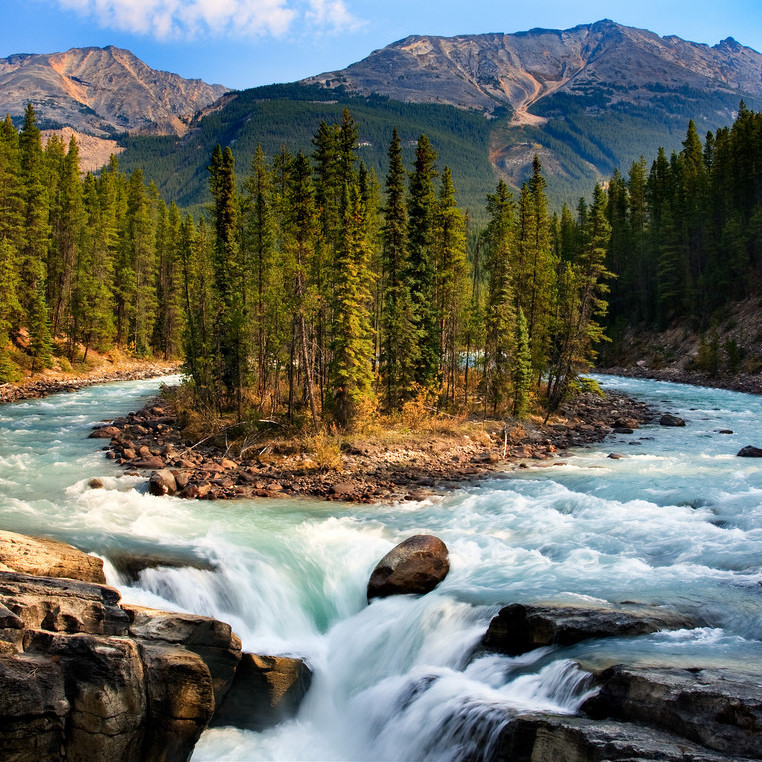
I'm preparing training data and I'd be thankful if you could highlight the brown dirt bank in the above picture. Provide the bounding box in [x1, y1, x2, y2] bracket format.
[93, 390, 655, 504]
[0, 360, 182, 404]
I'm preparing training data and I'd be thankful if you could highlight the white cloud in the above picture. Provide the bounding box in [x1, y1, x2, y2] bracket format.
[55, 0, 363, 39]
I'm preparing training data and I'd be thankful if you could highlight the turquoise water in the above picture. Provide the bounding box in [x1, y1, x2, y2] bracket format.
[1, 375, 761, 760]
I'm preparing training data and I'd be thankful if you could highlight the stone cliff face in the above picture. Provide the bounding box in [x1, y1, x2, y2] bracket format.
[0, 532, 311, 762]
[0, 46, 228, 137]
[305, 20, 762, 120]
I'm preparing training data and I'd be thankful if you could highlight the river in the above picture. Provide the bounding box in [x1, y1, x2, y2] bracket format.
[1, 374, 761, 761]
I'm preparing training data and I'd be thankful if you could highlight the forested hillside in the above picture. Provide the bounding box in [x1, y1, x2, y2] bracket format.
[116, 84, 496, 218]
[113, 21, 762, 215]
[601, 102, 762, 371]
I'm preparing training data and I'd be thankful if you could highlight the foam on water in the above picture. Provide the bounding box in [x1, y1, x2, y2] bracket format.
[1, 373, 762, 761]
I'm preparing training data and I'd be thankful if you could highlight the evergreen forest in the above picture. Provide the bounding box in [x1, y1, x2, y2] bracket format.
[0, 104, 612, 429]
[602, 102, 762, 357]
[9, 99, 762, 430]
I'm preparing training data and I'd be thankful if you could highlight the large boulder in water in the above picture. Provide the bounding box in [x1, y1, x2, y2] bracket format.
[148, 469, 177, 496]
[737, 445, 762, 457]
[659, 413, 685, 427]
[367, 535, 450, 601]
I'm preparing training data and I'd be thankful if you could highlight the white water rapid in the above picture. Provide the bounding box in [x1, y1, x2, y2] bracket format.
[1, 374, 761, 761]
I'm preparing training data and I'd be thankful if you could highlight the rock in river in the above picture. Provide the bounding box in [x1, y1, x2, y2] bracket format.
[482, 602, 693, 655]
[660, 413, 686, 426]
[148, 468, 177, 496]
[582, 665, 762, 759]
[737, 445, 762, 457]
[367, 535, 449, 601]
[211, 653, 312, 731]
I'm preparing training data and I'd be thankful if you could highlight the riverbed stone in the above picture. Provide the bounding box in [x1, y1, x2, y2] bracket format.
[0, 572, 129, 636]
[0, 652, 69, 762]
[660, 413, 686, 426]
[367, 535, 450, 601]
[211, 653, 312, 731]
[24, 629, 146, 762]
[131, 455, 165, 470]
[148, 468, 177, 496]
[88, 425, 121, 439]
[138, 642, 214, 762]
[0, 531, 106, 584]
[482, 602, 693, 655]
[582, 665, 762, 759]
[737, 445, 762, 457]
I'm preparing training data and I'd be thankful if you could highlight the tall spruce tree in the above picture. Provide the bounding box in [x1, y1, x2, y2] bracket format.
[18, 104, 52, 367]
[380, 128, 418, 410]
[329, 181, 375, 428]
[483, 180, 516, 415]
[407, 134, 439, 388]
[434, 166, 468, 404]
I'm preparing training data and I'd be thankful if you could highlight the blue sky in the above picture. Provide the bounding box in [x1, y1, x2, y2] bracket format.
[1, 0, 761, 90]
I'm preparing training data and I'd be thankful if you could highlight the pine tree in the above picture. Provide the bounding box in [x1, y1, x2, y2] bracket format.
[434, 166, 467, 404]
[208, 145, 249, 416]
[71, 172, 116, 360]
[407, 134, 439, 388]
[0, 238, 20, 380]
[18, 104, 53, 366]
[483, 180, 516, 415]
[547, 184, 612, 413]
[524, 156, 555, 378]
[329, 181, 375, 428]
[512, 308, 532, 418]
[48, 134, 85, 339]
[242, 144, 277, 401]
[380, 128, 418, 410]
[283, 152, 320, 427]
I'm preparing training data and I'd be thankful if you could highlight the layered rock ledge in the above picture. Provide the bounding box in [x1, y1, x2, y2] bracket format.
[0, 531, 311, 762]
[482, 601, 695, 655]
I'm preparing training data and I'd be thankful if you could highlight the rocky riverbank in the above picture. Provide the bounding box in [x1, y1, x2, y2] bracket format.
[0, 361, 182, 404]
[0, 531, 311, 762]
[92, 389, 655, 503]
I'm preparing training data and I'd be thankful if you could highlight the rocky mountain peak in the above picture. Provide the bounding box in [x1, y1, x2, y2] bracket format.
[0, 46, 229, 138]
[304, 21, 762, 118]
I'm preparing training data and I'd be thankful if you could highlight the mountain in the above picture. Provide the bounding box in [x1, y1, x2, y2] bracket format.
[305, 20, 762, 116]
[0, 46, 228, 137]
[98, 22, 762, 213]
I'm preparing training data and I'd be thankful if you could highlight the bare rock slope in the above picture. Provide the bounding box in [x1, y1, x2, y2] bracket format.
[306, 20, 762, 119]
[0, 46, 228, 137]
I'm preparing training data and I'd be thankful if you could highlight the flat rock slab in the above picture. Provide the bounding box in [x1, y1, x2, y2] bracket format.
[582, 666, 762, 759]
[0, 531, 106, 584]
[0, 571, 129, 637]
[482, 602, 694, 655]
[496, 713, 755, 762]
